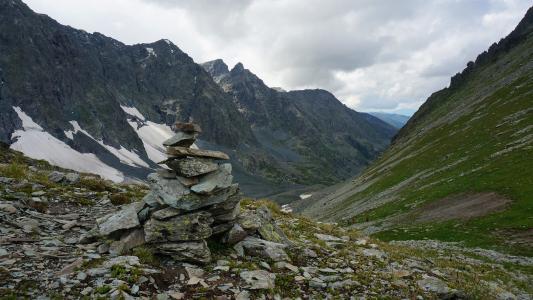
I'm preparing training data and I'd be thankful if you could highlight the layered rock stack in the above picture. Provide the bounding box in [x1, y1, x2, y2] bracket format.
[89, 122, 244, 264]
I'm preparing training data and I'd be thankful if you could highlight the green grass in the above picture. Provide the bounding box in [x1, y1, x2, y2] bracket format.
[327, 34, 533, 256]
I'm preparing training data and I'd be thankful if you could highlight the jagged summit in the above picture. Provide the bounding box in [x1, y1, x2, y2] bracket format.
[201, 59, 230, 79]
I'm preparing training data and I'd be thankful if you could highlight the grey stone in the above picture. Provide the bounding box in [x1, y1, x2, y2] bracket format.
[234, 236, 289, 262]
[151, 207, 183, 220]
[190, 163, 233, 194]
[208, 186, 241, 214]
[212, 222, 234, 235]
[224, 223, 248, 244]
[237, 210, 263, 232]
[144, 211, 213, 242]
[147, 173, 190, 208]
[65, 173, 80, 184]
[314, 233, 345, 242]
[162, 131, 197, 147]
[142, 191, 163, 207]
[417, 276, 451, 295]
[0, 203, 17, 214]
[239, 270, 275, 289]
[157, 169, 177, 179]
[166, 157, 218, 178]
[110, 228, 146, 255]
[48, 171, 65, 183]
[175, 184, 239, 211]
[155, 240, 211, 264]
[176, 176, 199, 187]
[96, 202, 143, 236]
[213, 202, 240, 223]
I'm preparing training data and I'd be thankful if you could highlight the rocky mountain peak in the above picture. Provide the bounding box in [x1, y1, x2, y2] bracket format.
[231, 62, 245, 73]
[201, 59, 230, 79]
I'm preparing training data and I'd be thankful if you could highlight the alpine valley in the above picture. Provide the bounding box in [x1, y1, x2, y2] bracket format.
[1, 1, 532, 299]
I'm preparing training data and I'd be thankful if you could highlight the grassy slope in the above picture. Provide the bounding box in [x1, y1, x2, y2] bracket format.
[300, 17, 533, 256]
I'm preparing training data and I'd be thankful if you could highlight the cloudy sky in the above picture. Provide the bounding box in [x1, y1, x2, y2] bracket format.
[24, 0, 530, 115]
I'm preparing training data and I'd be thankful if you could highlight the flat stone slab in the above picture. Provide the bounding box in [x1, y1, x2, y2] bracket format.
[166, 157, 218, 178]
[177, 183, 239, 211]
[164, 147, 230, 160]
[155, 240, 211, 264]
[234, 236, 289, 262]
[144, 211, 213, 242]
[163, 131, 197, 147]
[191, 163, 233, 194]
[147, 173, 190, 208]
[96, 202, 143, 236]
[151, 207, 183, 220]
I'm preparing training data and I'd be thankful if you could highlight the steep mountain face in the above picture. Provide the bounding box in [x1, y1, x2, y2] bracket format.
[0, 0, 258, 181]
[0, 0, 397, 200]
[369, 112, 410, 129]
[296, 7, 533, 256]
[202, 60, 397, 189]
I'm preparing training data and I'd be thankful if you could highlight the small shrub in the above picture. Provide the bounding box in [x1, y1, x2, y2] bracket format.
[1, 161, 27, 179]
[132, 246, 159, 266]
[110, 193, 131, 205]
[79, 177, 116, 192]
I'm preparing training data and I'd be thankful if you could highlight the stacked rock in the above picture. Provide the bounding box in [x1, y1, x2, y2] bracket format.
[91, 122, 243, 264]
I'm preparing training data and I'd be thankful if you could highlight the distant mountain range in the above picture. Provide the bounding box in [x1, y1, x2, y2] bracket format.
[368, 112, 410, 129]
[295, 6, 533, 256]
[0, 0, 396, 200]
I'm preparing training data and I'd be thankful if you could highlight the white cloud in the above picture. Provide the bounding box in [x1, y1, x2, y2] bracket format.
[23, 0, 531, 114]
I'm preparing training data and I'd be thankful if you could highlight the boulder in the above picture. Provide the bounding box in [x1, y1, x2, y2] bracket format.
[97, 202, 143, 236]
[240, 270, 276, 290]
[147, 173, 190, 208]
[144, 211, 213, 242]
[234, 236, 289, 262]
[166, 157, 218, 178]
[191, 164, 233, 194]
[162, 131, 197, 147]
[155, 240, 211, 264]
[237, 211, 263, 232]
[164, 147, 229, 160]
[65, 172, 80, 184]
[48, 171, 65, 183]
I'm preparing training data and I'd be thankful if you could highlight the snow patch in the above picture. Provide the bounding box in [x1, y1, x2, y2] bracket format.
[10, 107, 124, 182]
[126, 119, 173, 163]
[120, 105, 146, 121]
[300, 193, 313, 200]
[65, 121, 149, 168]
[146, 47, 157, 58]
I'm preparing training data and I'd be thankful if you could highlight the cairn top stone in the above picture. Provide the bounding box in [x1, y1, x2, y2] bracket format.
[163, 131, 197, 147]
[173, 122, 202, 134]
[164, 147, 230, 160]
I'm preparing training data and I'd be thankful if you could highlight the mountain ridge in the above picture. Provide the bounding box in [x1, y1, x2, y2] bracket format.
[296, 6, 533, 255]
[0, 0, 396, 200]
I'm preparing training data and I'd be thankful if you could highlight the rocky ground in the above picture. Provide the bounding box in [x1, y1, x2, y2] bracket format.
[0, 152, 532, 299]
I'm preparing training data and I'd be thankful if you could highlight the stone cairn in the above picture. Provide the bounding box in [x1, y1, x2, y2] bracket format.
[85, 122, 249, 264]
